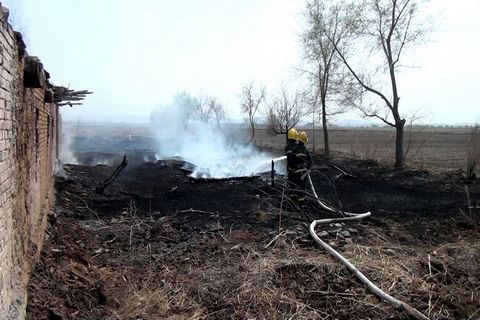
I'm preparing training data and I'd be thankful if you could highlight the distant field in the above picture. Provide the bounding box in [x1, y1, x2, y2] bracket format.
[233, 127, 472, 172]
[64, 123, 472, 172]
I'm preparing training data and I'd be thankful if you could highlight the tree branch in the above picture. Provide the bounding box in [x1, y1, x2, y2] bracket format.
[333, 43, 393, 111]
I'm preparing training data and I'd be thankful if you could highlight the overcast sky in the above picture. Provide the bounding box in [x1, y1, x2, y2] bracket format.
[5, 0, 480, 124]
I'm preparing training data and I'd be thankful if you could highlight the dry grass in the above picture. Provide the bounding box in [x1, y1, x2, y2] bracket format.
[93, 218, 479, 320]
[112, 287, 205, 320]
[35, 207, 480, 320]
[90, 182, 480, 319]
[101, 265, 206, 320]
[343, 224, 480, 320]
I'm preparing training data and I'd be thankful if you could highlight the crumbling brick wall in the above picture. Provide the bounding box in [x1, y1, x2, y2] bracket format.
[0, 4, 57, 319]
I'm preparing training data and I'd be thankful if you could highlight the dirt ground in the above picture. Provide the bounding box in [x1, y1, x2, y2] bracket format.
[26, 137, 480, 320]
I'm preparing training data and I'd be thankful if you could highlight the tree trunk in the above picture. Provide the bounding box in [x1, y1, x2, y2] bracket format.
[285, 125, 289, 144]
[395, 121, 405, 168]
[250, 121, 255, 143]
[312, 112, 316, 153]
[322, 100, 330, 158]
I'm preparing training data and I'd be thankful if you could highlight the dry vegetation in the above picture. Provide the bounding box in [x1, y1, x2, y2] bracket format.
[29, 208, 480, 320]
[26, 131, 480, 319]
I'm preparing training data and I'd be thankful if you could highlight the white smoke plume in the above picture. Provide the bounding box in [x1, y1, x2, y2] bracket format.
[55, 119, 79, 177]
[150, 93, 285, 178]
[59, 122, 78, 165]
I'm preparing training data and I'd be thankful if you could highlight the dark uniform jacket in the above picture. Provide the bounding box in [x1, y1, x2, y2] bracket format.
[293, 143, 312, 175]
[284, 139, 297, 174]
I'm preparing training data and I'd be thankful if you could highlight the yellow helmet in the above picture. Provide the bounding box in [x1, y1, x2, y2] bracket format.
[287, 128, 298, 140]
[298, 131, 308, 144]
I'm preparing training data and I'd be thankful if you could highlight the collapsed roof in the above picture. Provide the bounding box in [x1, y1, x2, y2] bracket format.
[15, 32, 92, 107]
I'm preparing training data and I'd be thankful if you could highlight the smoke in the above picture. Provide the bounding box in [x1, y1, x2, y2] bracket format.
[59, 123, 78, 165]
[54, 121, 78, 176]
[150, 95, 285, 178]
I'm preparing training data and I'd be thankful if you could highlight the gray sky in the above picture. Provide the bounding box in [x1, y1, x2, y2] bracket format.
[5, 0, 480, 124]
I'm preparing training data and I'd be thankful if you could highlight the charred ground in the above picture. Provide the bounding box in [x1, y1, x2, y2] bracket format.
[26, 132, 480, 320]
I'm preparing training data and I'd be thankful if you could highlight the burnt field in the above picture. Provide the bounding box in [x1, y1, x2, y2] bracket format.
[26, 124, 480, 319]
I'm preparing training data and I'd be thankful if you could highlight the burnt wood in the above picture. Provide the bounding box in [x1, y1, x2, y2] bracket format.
[95, 154, 128, 194]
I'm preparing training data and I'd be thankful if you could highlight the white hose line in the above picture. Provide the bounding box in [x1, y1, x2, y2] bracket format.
[307, 174, 429, 320]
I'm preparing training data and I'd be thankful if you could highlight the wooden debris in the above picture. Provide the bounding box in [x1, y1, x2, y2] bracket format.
[178, 208, 215, 215]
[95, 154, 128, 194]
[53, 86, 93, 107]
[330, 163, 357, 178]
[69, 265, 96, 285]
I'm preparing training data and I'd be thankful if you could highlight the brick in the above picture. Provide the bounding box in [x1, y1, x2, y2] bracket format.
[0, 87, 10, 102]
[0, 16, 58, 319]
[0, 29, 13, 51]
[0, 171, 6, 183]
[5, 25, 15, 43]
[0, 41, 14, 60]
[0, 66, 12, 84]
[0, 120, 11, 130]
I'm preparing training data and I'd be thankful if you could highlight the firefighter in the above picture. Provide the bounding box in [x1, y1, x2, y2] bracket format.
[293, 131, 312, 203]
[285, 128, 299, 201]
[285, 128, 298, 172]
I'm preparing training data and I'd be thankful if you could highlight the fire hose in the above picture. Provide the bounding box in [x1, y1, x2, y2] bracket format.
[307, 173, 429, 320]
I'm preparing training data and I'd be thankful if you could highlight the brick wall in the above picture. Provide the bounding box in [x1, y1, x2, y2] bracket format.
[0, 4, 58, 319]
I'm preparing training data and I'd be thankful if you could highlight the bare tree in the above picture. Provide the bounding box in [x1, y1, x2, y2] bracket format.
[192, 95, 213, 124]
[302, 0, 355, 158]
[188, 95, 228, 128]
[172, 91, 200, 128]
[208, 97, 227, 128]
[333, 0, 429, 168]
[266, 87, 304, 143]
[240, 82, 265, 143]
[171, 92, 226, 128]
